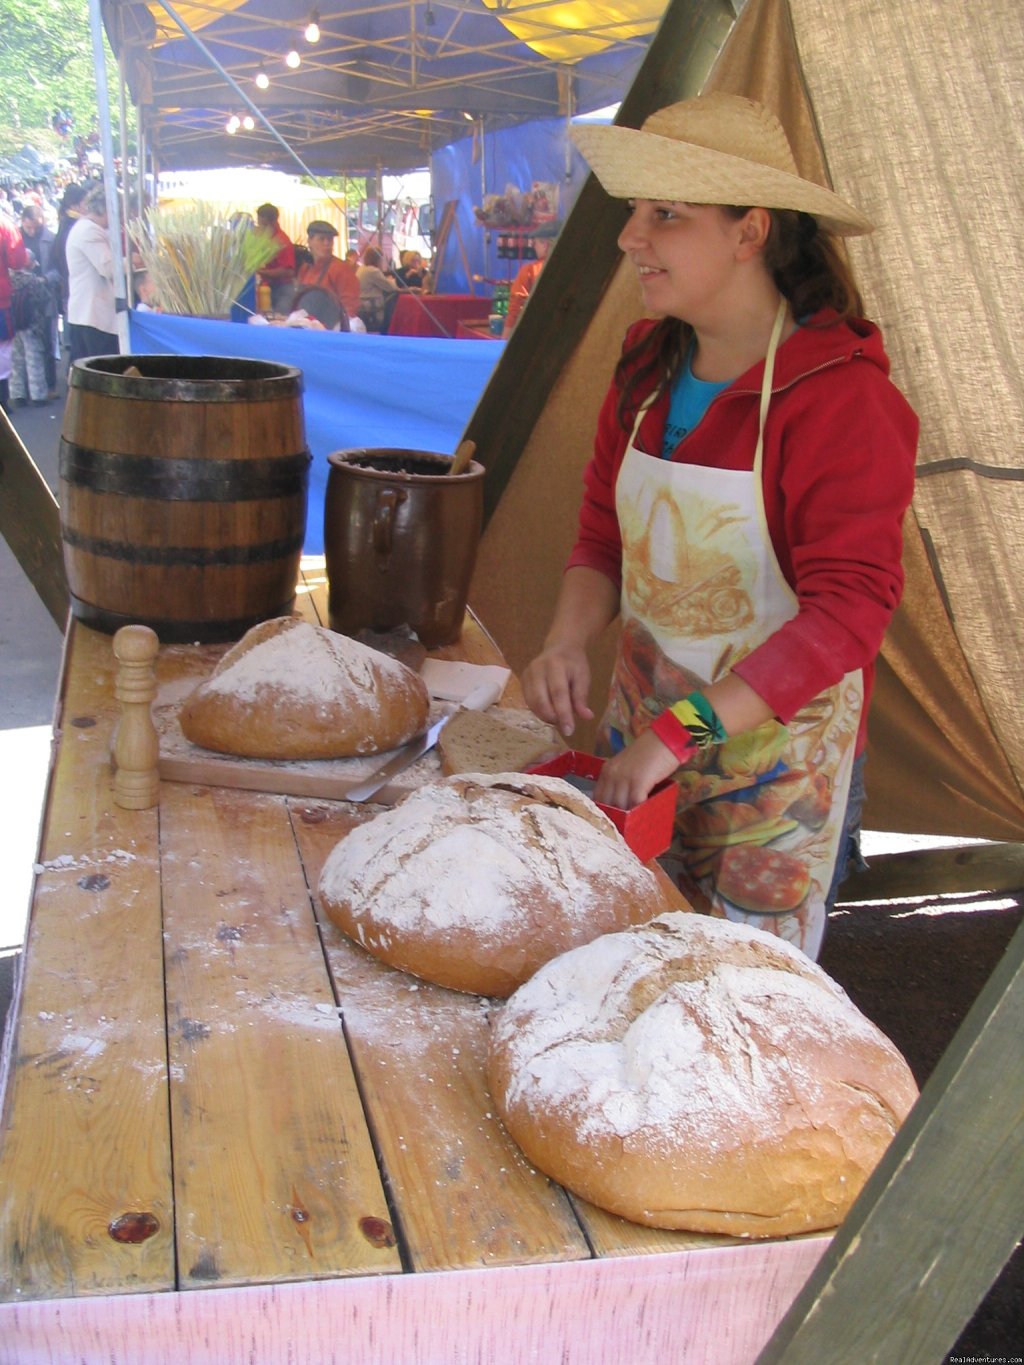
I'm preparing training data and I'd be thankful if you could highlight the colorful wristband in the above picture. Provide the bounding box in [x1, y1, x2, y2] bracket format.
[650, 691, 727, 766]
[670, 691, 728, 747]
[650, 708, 698, 764]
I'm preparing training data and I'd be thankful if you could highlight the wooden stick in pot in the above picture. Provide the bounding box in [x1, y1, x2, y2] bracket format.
[450, 439, 476, 476]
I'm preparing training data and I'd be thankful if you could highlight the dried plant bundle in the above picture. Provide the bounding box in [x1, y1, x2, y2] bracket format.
[129, 203, 280, 317]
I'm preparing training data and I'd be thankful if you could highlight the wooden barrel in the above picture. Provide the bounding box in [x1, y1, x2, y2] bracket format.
[59, 355, 310, 643]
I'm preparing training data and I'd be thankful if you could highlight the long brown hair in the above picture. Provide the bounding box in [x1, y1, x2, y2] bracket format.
[615, 207, 864, 432]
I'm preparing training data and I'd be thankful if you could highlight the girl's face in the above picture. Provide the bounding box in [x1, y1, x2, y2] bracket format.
[617, 200, 753, 323]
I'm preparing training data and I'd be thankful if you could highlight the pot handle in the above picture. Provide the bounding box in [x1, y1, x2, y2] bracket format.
[373, 487, 406, 558]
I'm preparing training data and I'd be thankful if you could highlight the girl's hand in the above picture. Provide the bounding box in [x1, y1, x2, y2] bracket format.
[594, 729, 678, 809]
[522, 644, 594, 739]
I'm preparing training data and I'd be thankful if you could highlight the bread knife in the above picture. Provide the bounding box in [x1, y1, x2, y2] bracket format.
[345, 714, 452, 803]
[345, 677, 505, 804]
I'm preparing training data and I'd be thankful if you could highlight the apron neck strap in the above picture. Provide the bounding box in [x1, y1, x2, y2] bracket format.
[628, 297, 789, 453]
[754, 296, 789, 471]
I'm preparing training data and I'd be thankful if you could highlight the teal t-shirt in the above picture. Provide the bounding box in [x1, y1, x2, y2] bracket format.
[662, 352, 730, 457]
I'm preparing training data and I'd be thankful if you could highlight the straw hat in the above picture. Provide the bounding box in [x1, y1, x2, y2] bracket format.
[571, 92, 873, 237]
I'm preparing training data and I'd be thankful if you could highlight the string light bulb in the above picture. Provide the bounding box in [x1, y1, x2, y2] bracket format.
[242, 115, 255, 131]
[304, 10, 320, 42]
[226, 115, 240, 134]
[285, 48, 301, 69]
[255, 66, 269, 89]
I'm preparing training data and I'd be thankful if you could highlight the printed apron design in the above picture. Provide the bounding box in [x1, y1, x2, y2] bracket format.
[601, 306, 862, 958]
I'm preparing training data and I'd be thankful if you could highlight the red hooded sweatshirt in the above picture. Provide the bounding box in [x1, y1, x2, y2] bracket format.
[567, 310, 919, 752]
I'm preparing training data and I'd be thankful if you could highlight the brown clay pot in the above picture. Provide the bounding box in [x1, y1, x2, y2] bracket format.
[323, 448, 484, 649]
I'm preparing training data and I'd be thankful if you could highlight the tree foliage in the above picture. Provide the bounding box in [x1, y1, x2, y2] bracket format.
[0, 0, 112, 160]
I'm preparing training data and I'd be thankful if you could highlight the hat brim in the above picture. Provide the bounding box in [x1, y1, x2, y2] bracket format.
[571, 123, 873, 237]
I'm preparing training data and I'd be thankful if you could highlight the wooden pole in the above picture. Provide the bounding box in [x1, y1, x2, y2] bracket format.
[0, 408, 68, 630]
[461, 0, 737, 525]
[757, 913, 1024, 1363]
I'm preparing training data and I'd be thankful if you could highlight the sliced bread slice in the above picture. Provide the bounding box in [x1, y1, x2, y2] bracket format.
[438, 707, 564, 776]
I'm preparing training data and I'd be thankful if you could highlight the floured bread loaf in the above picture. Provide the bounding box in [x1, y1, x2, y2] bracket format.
[437, 707, 563, 776]
[318, 772, 684, 997]
[488, 912, 918, 1237]
[179, 617, 430, 760]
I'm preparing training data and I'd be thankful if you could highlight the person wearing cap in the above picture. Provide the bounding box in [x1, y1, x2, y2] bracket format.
[502, 221, 558, 337]
[294, 220, 360, 323]
[522, 92, 918, 959]
[255, 203, 296, 313]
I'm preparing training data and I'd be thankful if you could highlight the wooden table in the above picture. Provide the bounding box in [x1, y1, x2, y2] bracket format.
[387, 294, 489, 338]
[0, 561, 827, 1363]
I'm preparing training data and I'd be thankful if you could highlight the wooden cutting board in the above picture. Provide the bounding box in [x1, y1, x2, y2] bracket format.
[154, 643, 447, 805]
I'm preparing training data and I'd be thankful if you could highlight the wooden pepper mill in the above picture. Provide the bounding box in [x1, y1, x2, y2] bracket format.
[112, 624, 160, 810]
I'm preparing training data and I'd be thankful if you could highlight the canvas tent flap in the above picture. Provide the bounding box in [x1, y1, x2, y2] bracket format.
[469, 0, 1024, 840]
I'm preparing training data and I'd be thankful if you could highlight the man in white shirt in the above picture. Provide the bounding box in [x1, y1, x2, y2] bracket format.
[65, 184, 119, 362]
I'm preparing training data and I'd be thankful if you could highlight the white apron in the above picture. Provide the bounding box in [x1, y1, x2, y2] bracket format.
[601, 306, 862, 958]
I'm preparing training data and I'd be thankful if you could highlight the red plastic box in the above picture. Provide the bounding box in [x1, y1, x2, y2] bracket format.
[526, 750, 677, 863]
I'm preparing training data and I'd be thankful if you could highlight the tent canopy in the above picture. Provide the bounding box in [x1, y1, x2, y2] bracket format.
[104, 0, 665, 174]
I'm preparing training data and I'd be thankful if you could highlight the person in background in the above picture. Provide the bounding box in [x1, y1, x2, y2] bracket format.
[0, 211, 30, 413]
[294, 221, 359, 324]
[522, 93, 918, 961]
[65, 184, 119, 362]
[19, 204, 59, 398]
[356, 246, 399, 332]
[134, 270, 160, 312]
[255, 203, 296, 312]
[54, 183, 87, 350]
[502, 223, 558, 337]
[394, 250, 426, 289]
[8, 260, 57, 407]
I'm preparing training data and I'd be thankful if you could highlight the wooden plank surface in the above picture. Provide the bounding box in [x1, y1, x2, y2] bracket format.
[839, 840, 1024, 902]
[291, 801, 591, 1273]
[0, 407, 69, 629]
[0, 623, 174, 1300]
[160, 783, 401, 1289]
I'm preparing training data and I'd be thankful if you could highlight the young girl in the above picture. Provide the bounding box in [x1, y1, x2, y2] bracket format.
[523, 93, 918, 958]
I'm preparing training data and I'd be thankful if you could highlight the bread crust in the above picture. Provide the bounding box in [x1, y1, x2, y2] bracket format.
[179, 617, 430, 760]
[488, 912, 919, 1237]
[318, 773, 685, 997]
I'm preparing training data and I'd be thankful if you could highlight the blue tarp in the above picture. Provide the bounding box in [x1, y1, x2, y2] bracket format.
[431, 118, 591, 294]
[128, 311, 502, 554]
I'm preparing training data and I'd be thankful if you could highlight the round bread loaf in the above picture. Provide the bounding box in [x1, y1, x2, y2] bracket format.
[318, 772, 684, 997]
[488, 912, 919, 1237]
[179, 617, 430, 760]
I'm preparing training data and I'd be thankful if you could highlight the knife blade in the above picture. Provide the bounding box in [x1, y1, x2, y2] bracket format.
[345, 714, 452, 803]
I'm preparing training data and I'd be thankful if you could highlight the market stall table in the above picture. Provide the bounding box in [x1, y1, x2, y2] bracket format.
[387, 293, 488, 338]
[0, 561, 828, 1363]
[456, 319, 502, 341]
